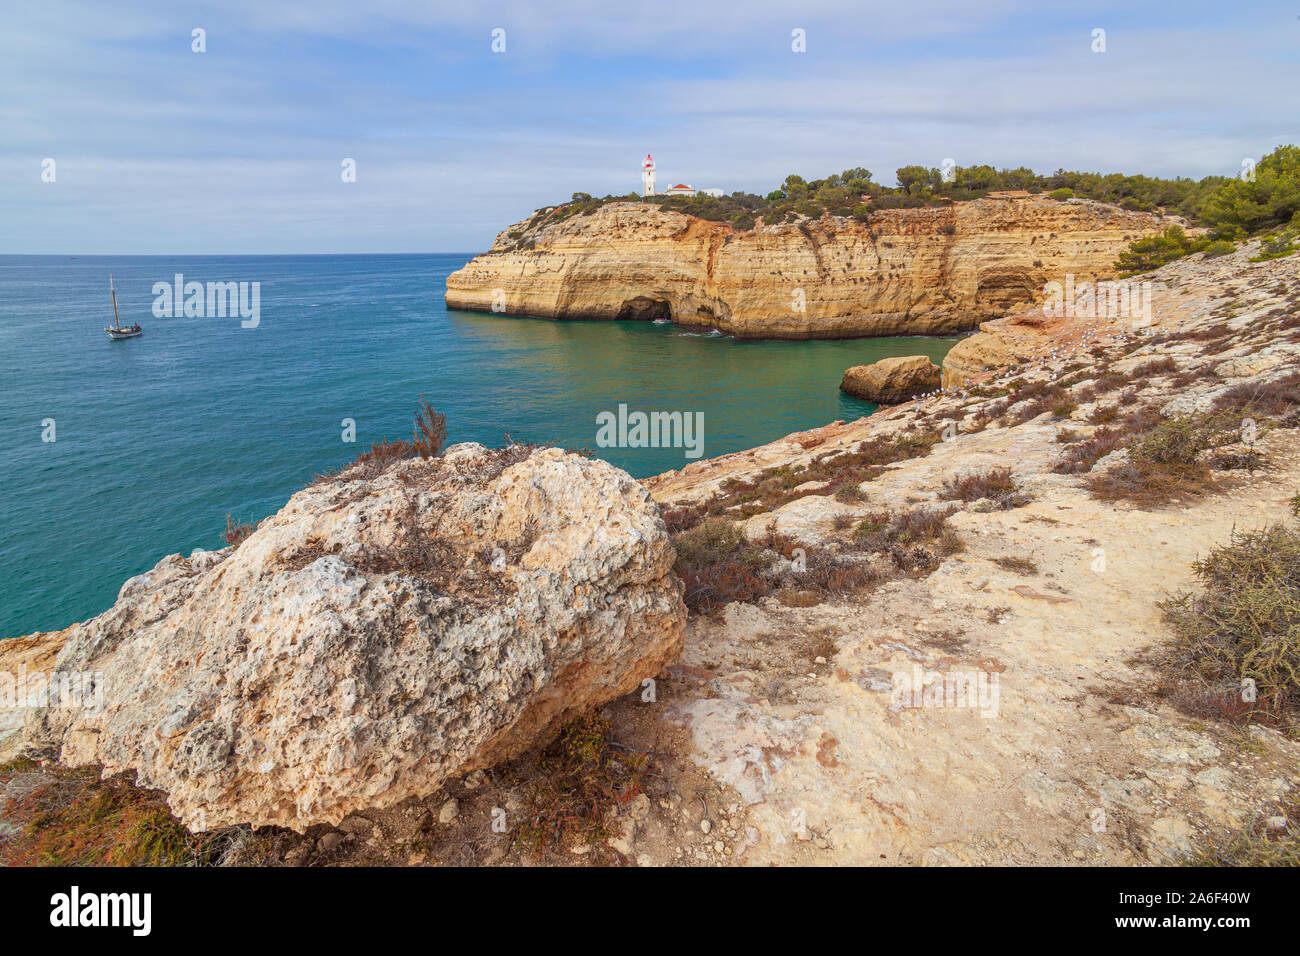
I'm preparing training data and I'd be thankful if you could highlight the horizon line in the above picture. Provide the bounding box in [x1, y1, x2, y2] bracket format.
[0, 251, 483, 258]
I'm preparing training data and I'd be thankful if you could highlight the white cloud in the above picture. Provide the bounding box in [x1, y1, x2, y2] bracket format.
[1, 1, 1296, 251]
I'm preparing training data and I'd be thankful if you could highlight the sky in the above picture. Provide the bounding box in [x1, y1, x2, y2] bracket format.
[2, 0, 1297, 254]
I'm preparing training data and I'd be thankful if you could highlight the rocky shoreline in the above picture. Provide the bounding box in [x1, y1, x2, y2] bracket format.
[3, 240, 1298, 867]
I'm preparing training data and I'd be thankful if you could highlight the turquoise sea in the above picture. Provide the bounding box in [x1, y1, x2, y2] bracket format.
[0, 254, 958, 638]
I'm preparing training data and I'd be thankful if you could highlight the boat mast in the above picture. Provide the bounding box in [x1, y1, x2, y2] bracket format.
[110, 274, 121, 330]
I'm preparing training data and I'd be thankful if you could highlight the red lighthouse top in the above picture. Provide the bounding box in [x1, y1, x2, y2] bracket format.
[643, 154, 654, 167]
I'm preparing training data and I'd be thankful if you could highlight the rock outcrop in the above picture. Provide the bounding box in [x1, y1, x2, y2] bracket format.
[840, 355, 942, 404]
[942, 312, 1070, 386]
[11, 444, 686, 832]
[639, 241, 1300, 865]
[445, 197, 1165, 339]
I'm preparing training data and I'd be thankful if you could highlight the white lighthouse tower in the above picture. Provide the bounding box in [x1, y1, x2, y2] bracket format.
[642, 153, 656, 197]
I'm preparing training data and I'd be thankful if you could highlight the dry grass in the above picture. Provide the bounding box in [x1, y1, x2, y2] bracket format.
[1184, 789, 1300, 866]
[1091, 369, 1132, 394]
[501, 712, 648, 860]
[1129, 356, 1178, 377]
[1170, 364, 1221, 389]
[412, 397, 448, 458]
[311, 437, 416, 486]
[663, 430, 940, 532]
[221, 514, 256, 547]
[1053, 427, 1125, 474]
[1183, 322, 1232, 342]
[993, 555, 1039, 575]
[1088, 404, 1119, 425]
[671, 519, 775, 613]
[312, 398, 449, 484]
[938, 466, 1028, 509]
[1083, 409, 1245, 507]
[1087, 465, 1215, 506]
[671, 519, 877, 613]
[0, 759, 226, 866]
[1055, 405, 1162, 476]
[789, 545, 882, 597]
[1211, 370, 1300, 423]
[847, 506, 964, 573]
[1005, 381, 1073, 425]
[1156, 522, 1300, 724]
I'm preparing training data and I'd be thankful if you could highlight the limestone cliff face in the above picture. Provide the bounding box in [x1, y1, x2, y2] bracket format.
[445, 198, 1165, 340]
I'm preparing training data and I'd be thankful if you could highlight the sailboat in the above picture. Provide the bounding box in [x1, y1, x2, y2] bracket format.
[104, 274, 142, 340]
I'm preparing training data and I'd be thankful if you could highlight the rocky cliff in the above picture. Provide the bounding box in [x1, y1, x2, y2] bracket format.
[635, 241, 1300, 865]
[445, 197, 1166, 339]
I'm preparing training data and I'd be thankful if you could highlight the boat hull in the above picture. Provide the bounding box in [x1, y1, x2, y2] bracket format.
[105, 328, 142, 340]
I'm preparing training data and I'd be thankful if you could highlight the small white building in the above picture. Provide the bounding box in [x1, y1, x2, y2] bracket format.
[662, 183, 697, 197]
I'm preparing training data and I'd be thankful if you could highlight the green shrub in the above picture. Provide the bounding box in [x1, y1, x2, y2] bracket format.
[1115, 225, 1213, 275]
[1202, 145, 1300, 239]
[1251, 221, 1298, 262]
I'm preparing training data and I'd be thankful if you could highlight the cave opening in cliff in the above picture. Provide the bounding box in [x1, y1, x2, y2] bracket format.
[616, 296, 673, 322]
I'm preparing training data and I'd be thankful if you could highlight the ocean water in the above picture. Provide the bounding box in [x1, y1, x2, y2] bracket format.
[0, 254, 959, 638]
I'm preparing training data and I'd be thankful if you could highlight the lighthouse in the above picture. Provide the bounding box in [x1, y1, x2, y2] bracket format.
[642, 154, 656, 197]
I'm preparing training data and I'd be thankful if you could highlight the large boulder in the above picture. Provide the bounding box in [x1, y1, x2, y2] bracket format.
[840, 355, 942, 404]
[17, 444, 686, 832]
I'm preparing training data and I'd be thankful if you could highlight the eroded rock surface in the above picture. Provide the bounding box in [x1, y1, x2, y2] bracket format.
[10, 444, 685, 832]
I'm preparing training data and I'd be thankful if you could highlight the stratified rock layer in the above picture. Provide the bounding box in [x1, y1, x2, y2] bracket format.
[445, 198, 1165, 339]
[840, 355, 942, 404]
[17, 444, 686, 832]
